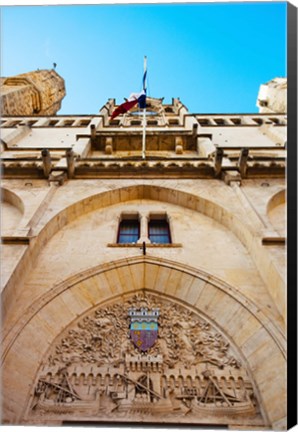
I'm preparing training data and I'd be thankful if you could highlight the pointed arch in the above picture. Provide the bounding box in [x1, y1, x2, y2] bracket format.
[3, 183, 281, 320]
[2, 256, 285, 427]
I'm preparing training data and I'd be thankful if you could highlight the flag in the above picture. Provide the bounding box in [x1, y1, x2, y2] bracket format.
[111, 90, 146, 120]
[139, 61, 147, 109]
[110, 97, 138, 120]
[110, 58, 147, 119]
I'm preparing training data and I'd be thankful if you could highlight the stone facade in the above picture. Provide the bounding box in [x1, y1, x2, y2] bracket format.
[1, 71, 287, 429]
[257, 77, 287, 114]
[0, 69, 66, 116]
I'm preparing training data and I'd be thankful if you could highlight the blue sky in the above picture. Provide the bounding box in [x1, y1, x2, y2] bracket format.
[1, 2, 287, 114]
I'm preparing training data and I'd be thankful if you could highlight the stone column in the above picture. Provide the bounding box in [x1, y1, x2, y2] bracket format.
[137, 214, 150, 244]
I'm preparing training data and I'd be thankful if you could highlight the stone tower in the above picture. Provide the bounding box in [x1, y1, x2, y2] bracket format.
[0, 69, 66, 116]
[256, 77, 287, 113]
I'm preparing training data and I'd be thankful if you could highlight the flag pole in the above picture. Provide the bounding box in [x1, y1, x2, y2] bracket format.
[142, 106, 146, 159]
[142, 56, 147, 160]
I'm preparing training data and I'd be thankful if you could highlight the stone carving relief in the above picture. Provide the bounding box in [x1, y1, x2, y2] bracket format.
[28, 292, 264, 425]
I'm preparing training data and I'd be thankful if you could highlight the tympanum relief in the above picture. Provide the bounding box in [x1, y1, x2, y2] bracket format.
[28, 292, 264, 425]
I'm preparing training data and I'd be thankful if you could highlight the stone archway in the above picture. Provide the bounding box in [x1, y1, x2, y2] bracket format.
[24, 290, 264, 426]
[2, 183, 286, 324]
[2, 256, 285, 428]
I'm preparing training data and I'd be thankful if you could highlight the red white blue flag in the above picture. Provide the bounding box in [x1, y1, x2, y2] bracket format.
[111, 59, 147, 119]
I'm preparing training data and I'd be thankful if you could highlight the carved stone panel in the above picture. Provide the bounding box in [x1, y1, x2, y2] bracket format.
[27, 292, 264, 426]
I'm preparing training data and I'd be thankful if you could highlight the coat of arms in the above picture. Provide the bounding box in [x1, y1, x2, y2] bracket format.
[128, 307, 159, 352]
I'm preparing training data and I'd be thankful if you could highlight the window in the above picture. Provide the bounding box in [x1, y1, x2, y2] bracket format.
[148, 219, 171, 244]
[117, 219, 140, 244]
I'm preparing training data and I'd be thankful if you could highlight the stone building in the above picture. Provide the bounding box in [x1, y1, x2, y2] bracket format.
[1, 70, 287, 429]
[257, 77, 287, 114]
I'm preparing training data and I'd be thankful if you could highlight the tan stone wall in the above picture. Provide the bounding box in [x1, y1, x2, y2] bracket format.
[2, 192, 282, 327]
[1, 259, 286, 427]
[1, 175, 287, 427]
[1, 178, 286, 319]
[1, 200, 23, 231]
[0, 69, 66, 116]
[0, 94, 287, 428]
[267, 189, 286, 236]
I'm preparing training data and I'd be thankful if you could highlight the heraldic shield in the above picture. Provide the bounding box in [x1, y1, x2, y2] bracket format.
[128, 307, 159, 352]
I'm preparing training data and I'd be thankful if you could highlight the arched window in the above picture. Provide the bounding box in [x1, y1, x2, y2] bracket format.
[117, 216, 140, 244]
[148, 216, 171, 244]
